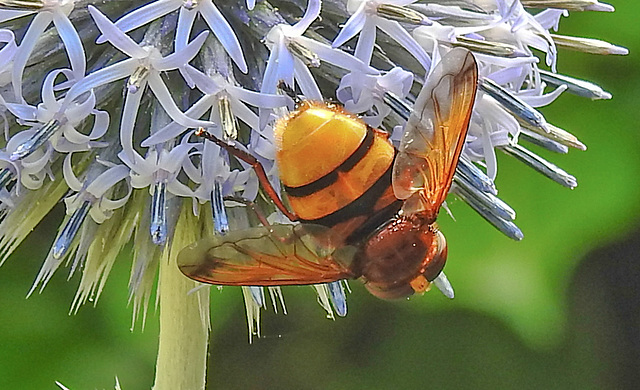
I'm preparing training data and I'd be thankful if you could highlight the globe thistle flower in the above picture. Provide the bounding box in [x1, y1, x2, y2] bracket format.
[0, 0, 626, 388]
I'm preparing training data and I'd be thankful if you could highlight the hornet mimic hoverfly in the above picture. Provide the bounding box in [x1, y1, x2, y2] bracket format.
[178, 47, 478, 300]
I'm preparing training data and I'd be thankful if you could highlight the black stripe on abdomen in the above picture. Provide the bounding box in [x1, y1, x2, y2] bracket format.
[299, 163, 401, 230]
[283, 127, 375, 198]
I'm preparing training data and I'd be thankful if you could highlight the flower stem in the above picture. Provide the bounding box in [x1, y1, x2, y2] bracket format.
[153, 204, 210, 390]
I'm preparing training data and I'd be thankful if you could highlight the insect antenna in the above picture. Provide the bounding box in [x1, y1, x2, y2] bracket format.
[277, 80, 302, 105]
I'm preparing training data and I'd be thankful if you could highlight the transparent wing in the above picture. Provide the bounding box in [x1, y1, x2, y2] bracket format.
[392, 48, 478, 221]
[178, 224, 357, 286]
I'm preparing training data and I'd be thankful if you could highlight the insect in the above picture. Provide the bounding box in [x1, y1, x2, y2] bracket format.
[178, 48, 478, 300]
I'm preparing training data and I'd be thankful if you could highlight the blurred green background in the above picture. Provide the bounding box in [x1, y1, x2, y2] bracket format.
[1, 2, 639, 389]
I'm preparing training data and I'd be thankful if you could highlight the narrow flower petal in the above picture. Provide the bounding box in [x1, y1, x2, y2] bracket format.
[228, 86, 289, 109]
[148, 72, 216, 129]
[4, 102, 37, 121]
[11, 12, 51, 101]
[0, 29, 17, 69]
[183, 65, 223, 94]
[199, 1, 248, 73]
[292, 58, 322, 101]
[353, 18, 377, 64]
[96, 0, 180, 44]
[0, 9, 32, 23]
[88, 5, 148, 59]
[332, 3, 367, 48]
[298, 36, 377, 74]
[260, 37, 284, 95]
[518, 84, 567, 107]
[154, 31, 209, 71]
[289, 0, 321, 36]
[141, 96, 215, 146]
[175, 6, 198, 50]
[62, 153, 83, 192]
[52, 10, 86, 78]
[377, 18, 431, 71]
[119, 87, 146, 160]
[64, 59, 139, 108]
[40, 70, 66, 111]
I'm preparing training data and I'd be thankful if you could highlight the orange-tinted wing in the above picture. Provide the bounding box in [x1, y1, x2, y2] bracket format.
[392, 48, 478, 221]
[178, 224, 357, 286]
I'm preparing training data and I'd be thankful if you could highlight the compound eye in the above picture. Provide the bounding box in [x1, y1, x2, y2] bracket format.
[407, 230, 448, 296]
[423, 230, 448, 282]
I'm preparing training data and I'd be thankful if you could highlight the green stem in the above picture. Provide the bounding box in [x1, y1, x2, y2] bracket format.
[153, 205, 210, 390]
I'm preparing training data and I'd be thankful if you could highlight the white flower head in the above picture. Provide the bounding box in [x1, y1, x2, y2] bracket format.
[332, 0, 432, 70]
[0, 2, 627, 382]
[6, 69, 109, 156]
[62, 154, 132, 224]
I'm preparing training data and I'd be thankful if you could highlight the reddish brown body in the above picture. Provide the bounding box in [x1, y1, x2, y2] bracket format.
[353, 215, 447, 299]
[178, 48, 478, 300]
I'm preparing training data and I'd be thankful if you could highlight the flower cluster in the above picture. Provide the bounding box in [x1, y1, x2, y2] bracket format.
[0, 0, 626, 338]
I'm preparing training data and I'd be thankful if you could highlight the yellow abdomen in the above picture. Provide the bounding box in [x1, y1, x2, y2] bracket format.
[275, 101, 395, 221]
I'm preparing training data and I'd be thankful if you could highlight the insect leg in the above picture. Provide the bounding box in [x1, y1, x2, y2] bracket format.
[223, 196, 271, 227]
[196, 127, 299, 222]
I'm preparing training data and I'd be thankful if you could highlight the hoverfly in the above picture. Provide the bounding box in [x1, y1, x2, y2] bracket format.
[178, 48, 478, 300]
